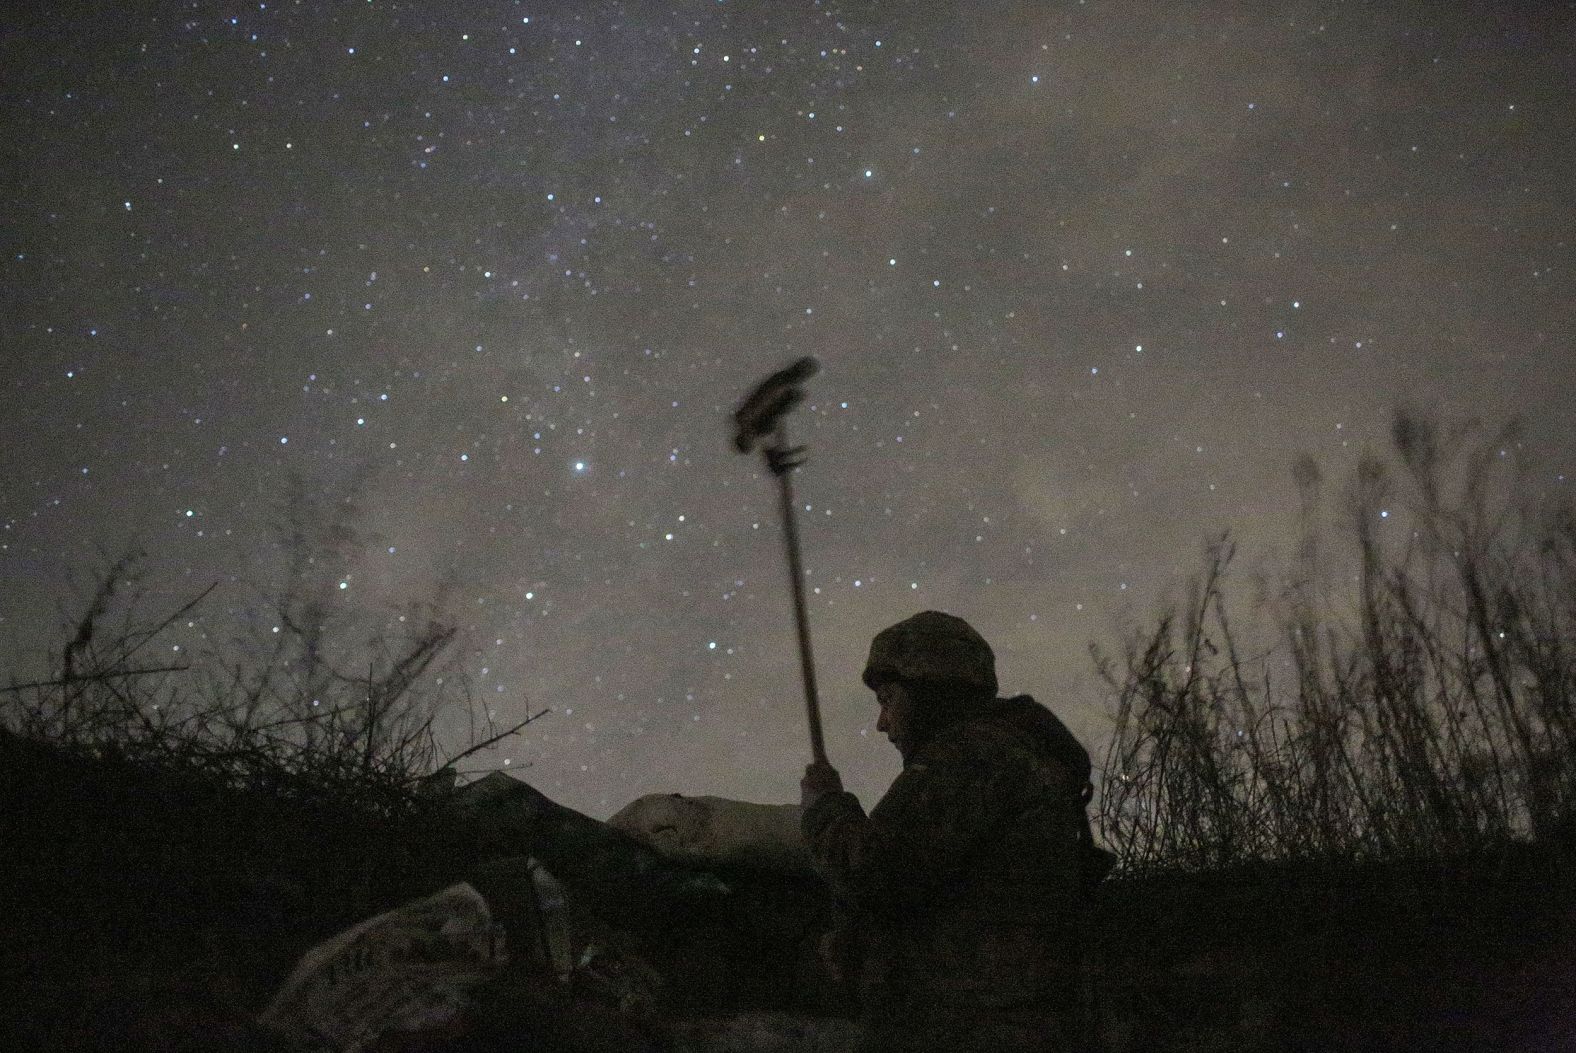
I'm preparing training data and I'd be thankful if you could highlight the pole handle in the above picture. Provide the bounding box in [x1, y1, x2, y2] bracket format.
[773, 453, 827, 765]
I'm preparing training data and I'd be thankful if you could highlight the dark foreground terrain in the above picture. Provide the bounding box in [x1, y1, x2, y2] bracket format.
[4, 730, 1574, 1052]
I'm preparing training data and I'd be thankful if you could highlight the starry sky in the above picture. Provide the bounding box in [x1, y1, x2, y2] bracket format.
[4, 0, 1573, 818]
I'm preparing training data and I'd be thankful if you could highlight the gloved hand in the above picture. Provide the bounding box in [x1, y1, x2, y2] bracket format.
[800, 761, 843, 810]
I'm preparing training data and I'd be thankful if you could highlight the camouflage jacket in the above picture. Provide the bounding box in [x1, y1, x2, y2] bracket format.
[802, 695, 1093, 1040]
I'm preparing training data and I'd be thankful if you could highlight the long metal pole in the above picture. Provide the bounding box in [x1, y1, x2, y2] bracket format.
[773, 452, 827, 765]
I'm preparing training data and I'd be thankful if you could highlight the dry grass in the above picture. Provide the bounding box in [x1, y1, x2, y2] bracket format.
[1096, 410, 1576, 874]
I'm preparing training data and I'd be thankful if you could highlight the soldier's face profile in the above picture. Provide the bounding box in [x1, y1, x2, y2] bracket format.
[874, 680, 916, 754]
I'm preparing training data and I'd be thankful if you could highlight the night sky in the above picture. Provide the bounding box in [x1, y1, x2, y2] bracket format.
[4, 1, 1572, 818]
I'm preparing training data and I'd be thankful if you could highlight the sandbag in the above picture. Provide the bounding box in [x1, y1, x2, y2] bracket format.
[257, 882, 503, 1052]
[609, 794, 809, 872]
[442, 772, 731, 929]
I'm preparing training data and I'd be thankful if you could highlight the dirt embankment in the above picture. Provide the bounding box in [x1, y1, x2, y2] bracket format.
[1088, 851, 1576, 1051]
[5, 731, 1574, 1052]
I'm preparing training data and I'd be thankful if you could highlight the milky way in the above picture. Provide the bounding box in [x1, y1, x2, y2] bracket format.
[4, 1, 1572, 816]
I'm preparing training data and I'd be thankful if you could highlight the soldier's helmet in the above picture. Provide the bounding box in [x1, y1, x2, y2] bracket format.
[862, 611, 998, 696]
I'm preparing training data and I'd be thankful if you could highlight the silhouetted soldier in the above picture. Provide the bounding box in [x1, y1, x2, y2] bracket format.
[801, 611, 1105, 1052]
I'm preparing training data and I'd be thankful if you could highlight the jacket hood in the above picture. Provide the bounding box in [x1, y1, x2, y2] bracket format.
[976, 694, 1092, 786]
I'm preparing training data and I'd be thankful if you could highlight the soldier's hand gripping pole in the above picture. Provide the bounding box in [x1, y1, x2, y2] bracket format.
[732, 357, 827, 765]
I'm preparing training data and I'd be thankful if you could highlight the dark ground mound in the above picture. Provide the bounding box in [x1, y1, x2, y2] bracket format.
[5, 730, 1575, 1051]
[1089, 849, 1576, 1051]
[0, 731, 839, 1051]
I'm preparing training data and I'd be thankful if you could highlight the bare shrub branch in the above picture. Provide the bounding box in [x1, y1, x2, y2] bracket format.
[2, 482, 544, 816]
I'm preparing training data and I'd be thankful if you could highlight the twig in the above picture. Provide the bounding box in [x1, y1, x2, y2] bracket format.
[435, 707, 550, 773]
[2, 665, 191, 694]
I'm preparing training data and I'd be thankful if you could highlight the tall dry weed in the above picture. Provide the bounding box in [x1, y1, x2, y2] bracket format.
[1097, 411, 1575, 873]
